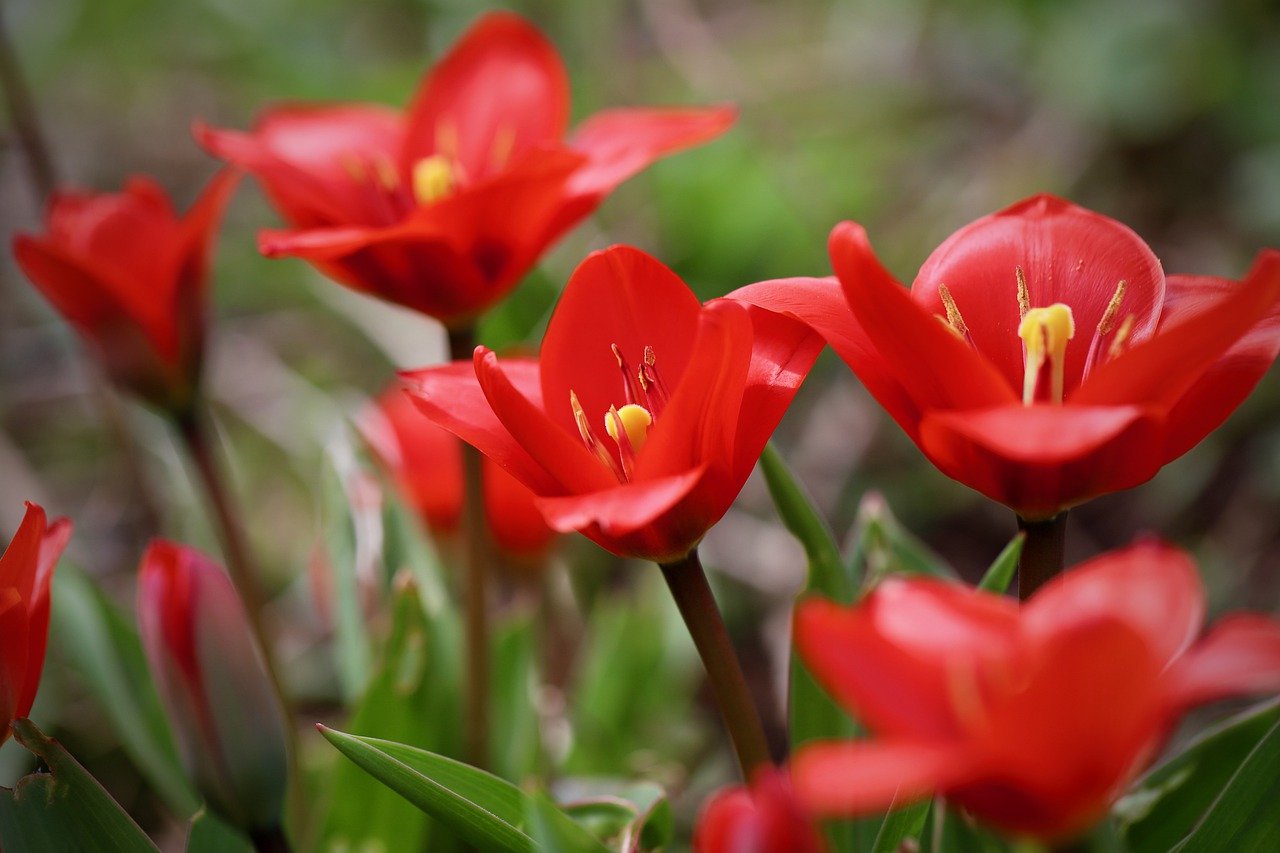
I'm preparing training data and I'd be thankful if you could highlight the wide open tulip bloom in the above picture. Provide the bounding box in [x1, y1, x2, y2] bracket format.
[790, 542, 1280, 840]
[12, 172, 239, 414]
[138, 541, 288, 832]
[197, 11, 735, 326]
[403, 245, 823, 562]
[1, 503, 71, 745]
[735, 195, 1280, 519]
[694, 769, 826, 853]
[360, 385, 557, 561]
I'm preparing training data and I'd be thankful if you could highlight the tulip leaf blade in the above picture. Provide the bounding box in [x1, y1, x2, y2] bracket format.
[318, 727, 609, 853]
[851, 492, 954, 586]
[872, 799, 932, 853]
[185, 809, 252, 852]
[1116, 699, 1280, 852]
[0, 719, 157, 852]
[977, 532, 1025, 594]
[760, 442, 854, 601]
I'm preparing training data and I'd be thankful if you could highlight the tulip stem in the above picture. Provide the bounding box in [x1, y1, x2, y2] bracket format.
[450, 325, 492, 770]
[1016, 512, 1069, 601]
[657, 549, 773, 779]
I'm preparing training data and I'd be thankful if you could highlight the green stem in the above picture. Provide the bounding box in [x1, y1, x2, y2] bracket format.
[449, 325, 492, 770]
[657, 549, 773, 779]
[1016, 512, 1069, 601]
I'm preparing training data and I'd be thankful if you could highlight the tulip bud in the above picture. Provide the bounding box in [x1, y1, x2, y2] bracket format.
[1, 502, 72, 744]
[137, 540, 288, 832]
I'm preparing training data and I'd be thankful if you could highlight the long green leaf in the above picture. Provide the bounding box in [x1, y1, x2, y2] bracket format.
[760, 442, 853, 601]
[852, 492, 954, 586]
[186, 810, 252, 853]
[0, 719, 156, 852]
[977, 533, 1024, 594]
[318, 728, 608, 853]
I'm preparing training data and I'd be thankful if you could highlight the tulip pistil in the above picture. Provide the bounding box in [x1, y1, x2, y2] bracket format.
[413, 155, 459, 204]
[1018, 304, 1075, 404]
[571, 344, 670, 481]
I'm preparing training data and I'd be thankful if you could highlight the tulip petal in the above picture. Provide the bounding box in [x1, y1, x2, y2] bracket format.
[1073, 250, 1280, 412]
[792, 739, 976, 817]
[401, 12, 570, 180]
[0, 588, 29, 737]
[917, 403, 1162, 516]
[794, 587, 1020, 740]
[539, 245, 703, 440]
[14, 515, 70, 720]
[534, 466, 707, 539]
[1024, 542, 1204, 669]
[913, 194, 1165, 395]
[1165, 614, 1280, 712]
[566, 105, 737, 197]
[830, 222, 1016, 417]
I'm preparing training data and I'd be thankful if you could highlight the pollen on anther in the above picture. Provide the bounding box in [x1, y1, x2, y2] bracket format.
[1097, 280, 1128, 335]
[1016, 267, 1031, 320]
[938, 283, 969, 337]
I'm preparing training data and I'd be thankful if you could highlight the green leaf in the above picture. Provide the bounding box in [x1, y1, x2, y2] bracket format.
[761, 442, 854, 601]
[1117, 700, 1280, 852]
[977, 533, 1025, 594]
[851, 492, 954, 586]
[50, 565, 200, 818]
[318, 728, 608, 853]
[186, 809, 252, 853]
[919, 799, 1007, 853]
[873, 800, 932, 853]
[319, 577, 461, 853]
[557, 781, 674, 850]
[320, 445, 375, 702]
[527, 792, 606, 853]
[492, 614, 542, 784]
[0, 719, 157, 852]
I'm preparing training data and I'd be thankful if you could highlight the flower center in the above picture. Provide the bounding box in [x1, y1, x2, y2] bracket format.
[412, 155, 458, 204]
[1018, 304, 1075, 405]
[569, 344, 669, 481]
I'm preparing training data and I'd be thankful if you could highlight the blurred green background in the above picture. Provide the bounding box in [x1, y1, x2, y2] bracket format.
[3, 0, 1280, 843]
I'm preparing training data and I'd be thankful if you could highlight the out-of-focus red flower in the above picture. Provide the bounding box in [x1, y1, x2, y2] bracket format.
[196, 11, 735, 326]
[137, 541, 288, 832]
[402, 245, 823, 563]
[734, 195, 1280, 519]
[790, 542, 1280, 840]
[0, 503, 71, 745]
[12, 173, 239, 414]
[359, 385, 557, 560]
[694, 768, 827, 853]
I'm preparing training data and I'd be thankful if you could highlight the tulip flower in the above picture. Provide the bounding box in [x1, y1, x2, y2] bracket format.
[694, 769, 827, 853]
[733, 195, 1280, 522]
[137, 541, 289, 833]
[790, 542, 1280, 840]
[196, 11, 735, 327]
[1, 503, 72, 745]
[12, 172, 239, 414]
[359, 385, 557, 562]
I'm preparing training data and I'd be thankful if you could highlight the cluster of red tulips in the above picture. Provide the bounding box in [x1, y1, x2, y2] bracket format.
[5, 10, 1280, 852]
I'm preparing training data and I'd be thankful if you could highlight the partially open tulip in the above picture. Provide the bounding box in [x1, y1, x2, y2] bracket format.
[359, 385, 557, 562]
[1, 503, 71, 745]
[694, 769, 827, 853]
[734, 195, 1280, 519]
[12, 172, 239, 414]
[790, 542, 1280, 840]
[197, 11, 735, 327]
[137, 541, 288, 832]
[402, 245, 823, 562]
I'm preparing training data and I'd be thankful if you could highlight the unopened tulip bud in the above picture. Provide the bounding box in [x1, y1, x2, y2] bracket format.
[137, 541, 288, 832]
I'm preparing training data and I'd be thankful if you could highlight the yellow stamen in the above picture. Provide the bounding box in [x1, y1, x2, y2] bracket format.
[938, 283, 968, 337]
[1097, 280, 1127, 335]
[1108, 313, 1135, 361]
[1018, 303, 1075, 404]
[604, 403, 652, 454]
[373, 154, 400, 190]
[1016, 266, 1031, 320]
[412, 155, 456, 204]
[935, 314, 964, 339]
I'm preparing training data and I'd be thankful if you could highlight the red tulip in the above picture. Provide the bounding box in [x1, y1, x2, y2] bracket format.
[359, 385, 557, 561]
[196, 11, 735, 326]
[733, 195, 1280, 519]
[790, 542, 1280, 840]
[694, 768, 827, 853]
[137, 541, 288, 831]
[12, 172, 239, 414]
[0, 503, 72, 745]
[402, 245, 823, 562]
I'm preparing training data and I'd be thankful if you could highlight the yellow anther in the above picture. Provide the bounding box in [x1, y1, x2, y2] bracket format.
[1108, 313, 1135, 361]
[604, 403, 652, 453]
[935, 314, 964, 339]
[1097, 280, 1128, 335]
[938, 283, 968, 337]
[1016, 266, 1031, 320]
[1018, 303, 1075, 405]
[412, 155, 456, 204]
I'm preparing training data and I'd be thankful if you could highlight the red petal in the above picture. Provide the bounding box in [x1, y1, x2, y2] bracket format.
[829, 222, 1016, 416]
[1074, 250, 1280, 412]
[694, 770, 826, 853]
[0, 588, 28, 739]
[794, 587, 1020, 740]
[534, 467, 706, 540]
[400, 360, 562, 496]
[1165, 614, 1280, 711]
[566, 105, 737, 197]
[401, 12, 569, 180]
[482, 460, 556, 557]
[14, 513, 70, 720]
[0, 502, 46, 602]
[791, 739, 975, 817]
[914, 194, 1165, 396]
[917, 403, 1162, 516]
[1024, 541, 1204, 669]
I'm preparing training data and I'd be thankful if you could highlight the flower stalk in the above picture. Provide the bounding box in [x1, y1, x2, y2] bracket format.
[657, 549, 772, 779]
[1017, 511, 1068, 601]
